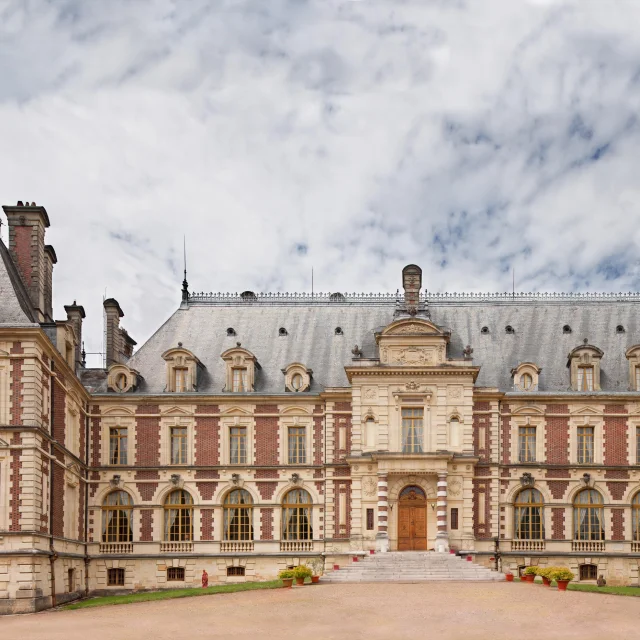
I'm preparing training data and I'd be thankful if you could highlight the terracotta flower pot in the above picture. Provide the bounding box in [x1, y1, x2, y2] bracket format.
[505, 574, 514, 582]
[542, 577, 551, 587]
[311, 576, 320, 584]
[282, 578, 293, 589]
[557, 580, 570, 591]
[352, 557, 358, 562]
[370, 550, 375, 555]
[295, 577, 305, 586]
[333, 564, 340, 571]
[524, 574, 535, 583]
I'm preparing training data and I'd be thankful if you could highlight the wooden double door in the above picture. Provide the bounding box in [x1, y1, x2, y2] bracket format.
[397, 485, 428, 551]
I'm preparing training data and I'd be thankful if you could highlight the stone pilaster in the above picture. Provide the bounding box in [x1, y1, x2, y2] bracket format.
[376, 473, 389, 552]
[435, 472, 449, 552]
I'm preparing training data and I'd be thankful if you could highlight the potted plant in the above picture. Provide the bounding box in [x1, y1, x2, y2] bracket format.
[293, 565, 313, 586]
[505, 572, 514, 582]
[309, 558, 323, 584]
[550, 567, 574, 591]
[523, 566, 538, 583]
[278, 569, 294, 589]
[538, 567, 553, 587]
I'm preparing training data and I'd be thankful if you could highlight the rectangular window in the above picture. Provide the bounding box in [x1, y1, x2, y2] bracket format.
[450, 508, 459, 530]
[366, 508, 375, 531]
[579, 564, 597, 581]
[109, 427, 128, 465]
[107, 568, 125, 586]
[288, 427, 306, 464]
[577, 426, 595, 464]
[167, 567, 185, 581]
[174, 368, 187, 392]
[518, 426, 536, 463]
[401, 408, 424, 453]
[227, 566, 245, 576]
[170, 427, 188, 465]
[230, 427, 247, 464]
[232, 368, 248, 392]
[577, 366, 594, 391]
[68, 568, 75, 593]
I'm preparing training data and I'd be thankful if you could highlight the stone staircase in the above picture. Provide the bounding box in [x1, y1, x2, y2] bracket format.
[323, 552, 505, 583]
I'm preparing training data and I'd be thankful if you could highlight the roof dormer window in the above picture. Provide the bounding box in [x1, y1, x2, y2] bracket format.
[162, 346, 203, 393]
[107, 364, 139, 393]
[221, 344, 259, 392]
[282, 363, 312, 392]
[625, 346, 640, 391]
[568, 342, 603, 392]
[511, 362, 541, 392]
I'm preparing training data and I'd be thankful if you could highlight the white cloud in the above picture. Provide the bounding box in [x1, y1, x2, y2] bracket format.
[1, 0, 640, 363]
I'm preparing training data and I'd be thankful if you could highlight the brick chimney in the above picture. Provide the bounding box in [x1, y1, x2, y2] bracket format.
[103, 298, 136, 367]
[64, 301, 86, 371]
[2, 201, 53, 322]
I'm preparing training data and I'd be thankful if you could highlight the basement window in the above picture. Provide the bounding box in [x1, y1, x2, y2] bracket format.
[167, 567, 185, 581]
[227, 566, 245, 577]
[579, 564, 597, 581]
[107, 568, 125, 586]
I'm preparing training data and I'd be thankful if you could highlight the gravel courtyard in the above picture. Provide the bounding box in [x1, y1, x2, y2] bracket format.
[4, 583, 640, 640]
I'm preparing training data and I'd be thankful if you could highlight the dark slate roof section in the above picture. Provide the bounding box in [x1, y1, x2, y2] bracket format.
[0, 238, 37, 326]
[120, 294, 640, 395]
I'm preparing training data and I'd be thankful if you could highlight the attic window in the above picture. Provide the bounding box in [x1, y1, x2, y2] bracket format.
[481, 326, 489, 334]
[330, 293, 345, 302]
[240, 291, 257, 301]
[505, 325, 514, 334]
[563, 325, 572, 334]
[279, 327, 288, 336]
[335, 327, 343, 336]
[227, 328, 236, 337]
[616, 325, 625, 334]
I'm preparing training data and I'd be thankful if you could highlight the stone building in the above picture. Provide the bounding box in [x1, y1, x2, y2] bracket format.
[2, 201, 640, 613]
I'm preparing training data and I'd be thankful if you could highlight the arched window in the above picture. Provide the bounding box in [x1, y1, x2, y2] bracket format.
[449, 417, 460, 448]
[574, 489, 604, 541]
[521, 373, 533, 390]
[102, 491, 133, 543]
[282, 489, 313, 541]
[514, 488, 544, 540]
[164, 490, 193, 541]
[223, 489, 253, 541]
[632, 493, 640, 541]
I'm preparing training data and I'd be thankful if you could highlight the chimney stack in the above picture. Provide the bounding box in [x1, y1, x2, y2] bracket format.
[2, 201, 53, 322]
[103, 298, 136, 367]
[64, 301, 86, 371]
[402, 264, 422, 315]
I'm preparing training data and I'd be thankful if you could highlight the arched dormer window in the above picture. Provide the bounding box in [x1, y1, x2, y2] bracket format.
[107, 364, 139, 393]
[162, 346, 203, 393]
[567, 343, 603, 392]
[102, 491, 133, 543]
[511, 363, 541, 392]
[282, 362, 312, 392]
[625, 346, 640, 391]
[221, 344, 260, 392]
[514, 488, 544, 540]
[573, 489, 604, 541]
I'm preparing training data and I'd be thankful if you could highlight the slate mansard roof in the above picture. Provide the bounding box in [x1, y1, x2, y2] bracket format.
[0, 239, 37, 326]
[115, 292, 640, 395]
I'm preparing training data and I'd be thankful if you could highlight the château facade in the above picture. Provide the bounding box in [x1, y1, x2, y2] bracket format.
[2, 201, 640, 613]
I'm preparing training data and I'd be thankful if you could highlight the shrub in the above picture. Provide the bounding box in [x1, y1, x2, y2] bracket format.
[537, 567, 553, 580]
[293, 565, 313, 580]
[523, 566, 539, 576]
[278, 569, 295, 580]
[550, 567, 574, 582]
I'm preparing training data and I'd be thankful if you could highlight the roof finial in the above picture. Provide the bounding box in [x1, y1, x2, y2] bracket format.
[181, 235, 189, 303]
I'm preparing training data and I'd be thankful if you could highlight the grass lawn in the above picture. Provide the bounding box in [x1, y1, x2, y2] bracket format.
[513, 577, 640, 597]
[62, 580, 283, 610]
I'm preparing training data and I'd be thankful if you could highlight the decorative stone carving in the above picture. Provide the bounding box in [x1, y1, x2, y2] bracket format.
[290, 473, 300, 485]
[463, 345, 474, 358]
[406, 380, 420, 391]
[351, 345, 363, 358]
[364, 387, 377, 400]
[581, 472, 592, 487]
[448, 479, 462, 497]
[390, 323, 434, 335]
[394, 347, 434, 365]
[520, 472, 534, 487]
[363, 477, 377, 497]
[448, 386, 463, 400]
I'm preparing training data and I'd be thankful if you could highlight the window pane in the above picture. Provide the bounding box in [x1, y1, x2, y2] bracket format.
[401, 408, 424, 453]
[171, 427, 187, 464]
[230, 427, 247, 464]
[109, 427, 128, 465]
[518, 427, 536, 463]
[577, 427, 594, 464]
[288, 427, 306, 464]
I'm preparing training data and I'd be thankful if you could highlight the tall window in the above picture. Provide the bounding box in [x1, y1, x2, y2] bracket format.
[170, 427, 187, 465]
[577, 426, 595, 464]
[636, 367, 640, 391]
[521, 373, 533, 390]
[450, 508, 459, 530]
[577, 366, 594, 391]
[230, 427, 247, 464]
[574, 489, 604, 541]
[282, 488, 313, 540]
[232, 368, 248, 392]
[174, 368, 187, 392]
[637, 427, 640, 465]
[518, 426, 536, 463]
[288, 427, 306, 464]
[223, 489, 253, 540]
[109, 427, 128, 465]
[102, 491, 133, 543]
[514, 488, 544, 540]
[401, 408, 424, 453]
[633, 493, 640, 541]
[164, 490, 193, 541]
[366, 508, 375, 531]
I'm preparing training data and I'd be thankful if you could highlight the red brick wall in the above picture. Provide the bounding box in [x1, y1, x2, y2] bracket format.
[261, 508, 273, 540]
[500, 404, 511, 464]
[91, 406, 101, 466]
[195, 470, 219, 479]
[604, 405, 628, 465]
[611, 509, 624, 541]
[551, 508, 565, 539]
[135, 405, 160, 465]
[52, 372, 66, 443]
[333, 481, 351, 538]
[12, 226, 33, 286]
[196, 482, 218, 501]
[135, 470, 159, 501]
[195, 405, 219, 465]
[545, 404, 569, 464]
[255, 469, 278, 479]
[546, 480, 569, 500]
[200, 509, 214, 541]
[607, 482, 628, 501]
[313, 405, 323, 465]
[10, 343, 24, 425]
[40, 455, 49, 533]
[255, 404, 279, 465]
[257, 482, 276, 500]
[140, 510, 153, 541]
[9, 433, 22, 531]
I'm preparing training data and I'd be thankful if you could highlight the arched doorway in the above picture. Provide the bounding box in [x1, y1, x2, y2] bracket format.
[398, 485, 428, 551]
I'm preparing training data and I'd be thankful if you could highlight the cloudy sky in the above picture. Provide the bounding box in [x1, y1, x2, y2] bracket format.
[2, 0, 640, 364]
